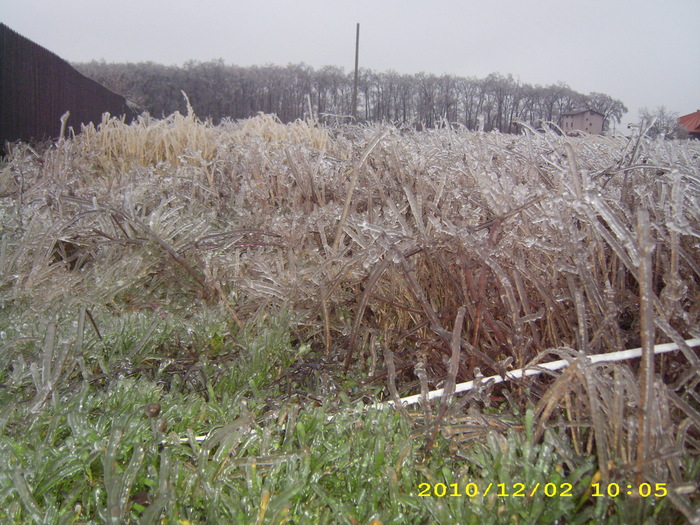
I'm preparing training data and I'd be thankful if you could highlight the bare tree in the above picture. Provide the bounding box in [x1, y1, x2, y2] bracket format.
[638, 106, 685, 139]
[73, 60, 628, 133]
[586, 92, 628, 131]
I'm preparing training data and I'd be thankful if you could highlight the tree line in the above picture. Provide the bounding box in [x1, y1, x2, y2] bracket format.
[74, 59, 628, 132]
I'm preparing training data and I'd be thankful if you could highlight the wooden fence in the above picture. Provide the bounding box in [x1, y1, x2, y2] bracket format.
[1, 23, 134, 154]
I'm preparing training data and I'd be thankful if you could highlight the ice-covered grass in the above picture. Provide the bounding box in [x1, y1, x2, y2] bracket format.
[0, 109, 698, 522]
[2, 310, 693, 524]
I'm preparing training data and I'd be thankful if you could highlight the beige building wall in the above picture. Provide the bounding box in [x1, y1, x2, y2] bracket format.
[561, 110, 604, 134]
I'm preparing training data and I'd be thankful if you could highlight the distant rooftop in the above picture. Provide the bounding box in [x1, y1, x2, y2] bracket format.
[678, 110, 700, 134]
[561, 109, 604, 117]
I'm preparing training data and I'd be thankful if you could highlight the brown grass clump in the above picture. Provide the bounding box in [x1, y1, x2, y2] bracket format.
[1, 112, 699, 518]
[224, 112, 332, 151]
[78, 95, 219, 171]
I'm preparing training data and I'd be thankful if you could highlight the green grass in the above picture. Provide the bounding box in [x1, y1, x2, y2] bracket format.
[0, 308, 690, 524]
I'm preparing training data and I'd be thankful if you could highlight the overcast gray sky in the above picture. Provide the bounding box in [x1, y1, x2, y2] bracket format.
[2, 0, 698, 128]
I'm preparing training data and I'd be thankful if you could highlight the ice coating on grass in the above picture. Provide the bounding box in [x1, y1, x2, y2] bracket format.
[588, 193, 641, 266]
[2, 115, 699, 379]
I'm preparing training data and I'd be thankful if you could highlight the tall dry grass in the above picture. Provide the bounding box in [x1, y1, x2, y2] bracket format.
[1, 111, 699, 519]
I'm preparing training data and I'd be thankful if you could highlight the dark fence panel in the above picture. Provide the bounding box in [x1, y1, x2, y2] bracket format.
[1, 23, 133, 153]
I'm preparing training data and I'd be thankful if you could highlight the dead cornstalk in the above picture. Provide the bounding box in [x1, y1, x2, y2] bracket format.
[635, 207, 656, 485]
[426, 306, 466, 455]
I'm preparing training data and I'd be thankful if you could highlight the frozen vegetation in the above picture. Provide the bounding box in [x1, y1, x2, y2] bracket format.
[0, 110, 698, 523]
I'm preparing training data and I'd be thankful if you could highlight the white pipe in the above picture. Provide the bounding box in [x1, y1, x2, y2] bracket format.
[181, 338, 700, 439]
[371, 338, 700, 410]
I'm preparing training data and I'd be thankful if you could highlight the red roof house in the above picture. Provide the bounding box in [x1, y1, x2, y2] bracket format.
[678, 110, 700, 139]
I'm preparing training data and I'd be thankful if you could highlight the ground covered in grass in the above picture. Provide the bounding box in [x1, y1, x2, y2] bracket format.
[1, 309, 686, 524]
[1, 112, 699, 523]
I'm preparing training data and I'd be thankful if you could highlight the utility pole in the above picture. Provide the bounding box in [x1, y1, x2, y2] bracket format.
[351, 23, 360, 121]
